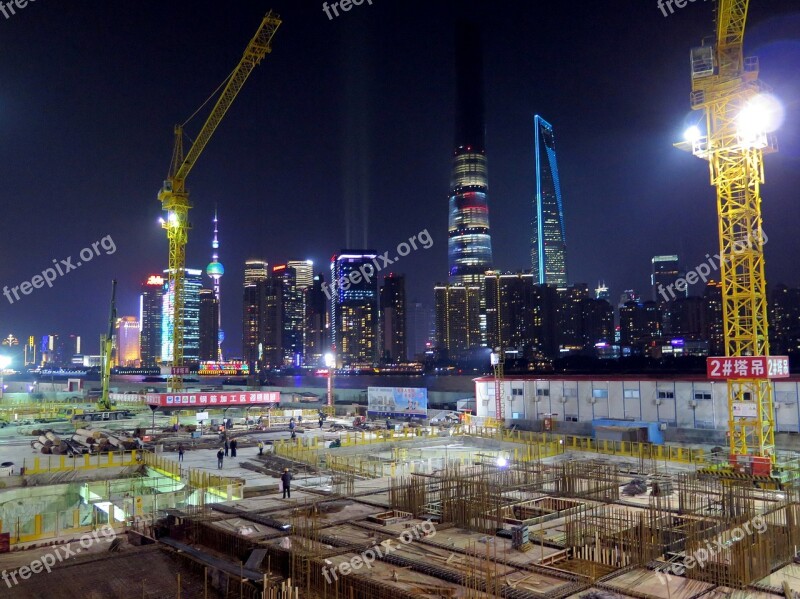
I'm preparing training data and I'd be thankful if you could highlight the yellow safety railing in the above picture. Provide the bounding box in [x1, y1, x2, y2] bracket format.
[140, 452, 244, 500]
[459, 425, 709, 465]
[25, 451, 139, 474]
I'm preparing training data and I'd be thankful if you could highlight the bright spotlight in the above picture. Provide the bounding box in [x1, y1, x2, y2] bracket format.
[496, 456, 508, 468]
[168, 212, 179, 226]
[738, 94, 784, 145]
[684, 125, 702, 143]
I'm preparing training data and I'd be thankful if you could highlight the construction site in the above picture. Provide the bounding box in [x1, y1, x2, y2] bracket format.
[1, 0, 798, 596]
[2, 424, 800, 598]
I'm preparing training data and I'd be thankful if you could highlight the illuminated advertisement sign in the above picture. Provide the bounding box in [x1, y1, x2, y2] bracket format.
[367, 387, 428, 418]
[145, 391, 280, 407]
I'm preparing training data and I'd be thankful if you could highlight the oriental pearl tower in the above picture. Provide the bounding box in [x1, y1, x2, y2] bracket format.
[206, 208, 225, 361]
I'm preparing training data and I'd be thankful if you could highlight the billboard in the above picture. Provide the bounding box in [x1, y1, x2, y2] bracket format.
[367, 387, 428, 418]
[145, 391, 280, 408]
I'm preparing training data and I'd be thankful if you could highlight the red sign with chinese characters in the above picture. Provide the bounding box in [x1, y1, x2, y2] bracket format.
[706, 356, 790, 380]
[145, 391, 280, 407]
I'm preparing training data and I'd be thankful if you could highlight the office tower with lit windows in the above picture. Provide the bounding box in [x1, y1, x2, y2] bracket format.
[652, 255, 685, 301]
[288, 260, 314, 291]
[244, 260, 269, 286]
[199, 288, 220, 361]
[115, 317, 140, 367]
[448, 20, 493, 286]
[274, 264, 305, 366]
[380, 274, 407, 362]
[304, 273, 329, 366]
[161, 268, 202, 364]
[243, 260, 268, 364]
[434, 283, 482, 357]
[531, 116, 568, 287]
[140, 275, 165, 367]
[331, 252, 379, 365]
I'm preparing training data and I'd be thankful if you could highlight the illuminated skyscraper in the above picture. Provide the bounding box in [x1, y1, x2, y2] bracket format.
[288, 260, 314, 291]
[140, 275, 164, 367]
[115, 316, 140, 367]
[199, 288, 219, 361]
[162, 268, 202, 364]
[243, 260, 268, 364]
[531, 116, 568, 287]
[331, 251, 379, 365]
[448, 20, 493, 286]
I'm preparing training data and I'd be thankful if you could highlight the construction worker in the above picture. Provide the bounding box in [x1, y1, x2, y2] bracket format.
[281, 468, 293, 499]
[177, 444, 184, 462]
[224, 439, 229, 457]
[230, 439, 237, 458]
[319, 415, 324, 428]
[258, 440, 264, 455]
[216, 448, 224, 469]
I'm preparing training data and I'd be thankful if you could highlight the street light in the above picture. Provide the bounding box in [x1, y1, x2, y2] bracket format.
[0, 355, 11, 401]
[324, 352, 336, 416]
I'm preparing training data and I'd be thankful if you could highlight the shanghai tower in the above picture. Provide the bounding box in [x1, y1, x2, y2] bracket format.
[448, 20, 493, 286]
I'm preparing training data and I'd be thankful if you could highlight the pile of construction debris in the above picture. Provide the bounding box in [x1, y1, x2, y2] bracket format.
[30, 428, 138, 456]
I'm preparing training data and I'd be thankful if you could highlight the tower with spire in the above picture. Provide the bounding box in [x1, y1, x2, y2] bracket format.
[206, 208, 225, 360]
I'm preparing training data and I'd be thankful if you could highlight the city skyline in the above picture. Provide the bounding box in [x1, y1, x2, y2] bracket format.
[1, 1, 799, 356]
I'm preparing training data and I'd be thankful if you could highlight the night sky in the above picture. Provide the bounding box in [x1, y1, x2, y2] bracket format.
[1, 0, 799, 357]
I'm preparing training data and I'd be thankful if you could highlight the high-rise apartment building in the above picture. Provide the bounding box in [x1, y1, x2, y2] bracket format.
[434, 284, 482, 358]
[484, 272, 557, 360]
[531, 116, 568, 287]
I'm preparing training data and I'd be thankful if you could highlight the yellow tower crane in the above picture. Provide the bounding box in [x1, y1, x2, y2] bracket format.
[678, 0, 785, 480]
[159, 11, 281, 391]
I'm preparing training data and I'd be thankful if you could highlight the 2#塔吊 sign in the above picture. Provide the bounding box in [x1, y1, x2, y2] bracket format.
[707, 356, 790, 380]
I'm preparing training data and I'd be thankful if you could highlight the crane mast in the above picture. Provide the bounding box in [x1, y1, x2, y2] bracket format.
[159, 11, 281, 391]
[99, 280, 117, 411]
[681, 0, 777, 471]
